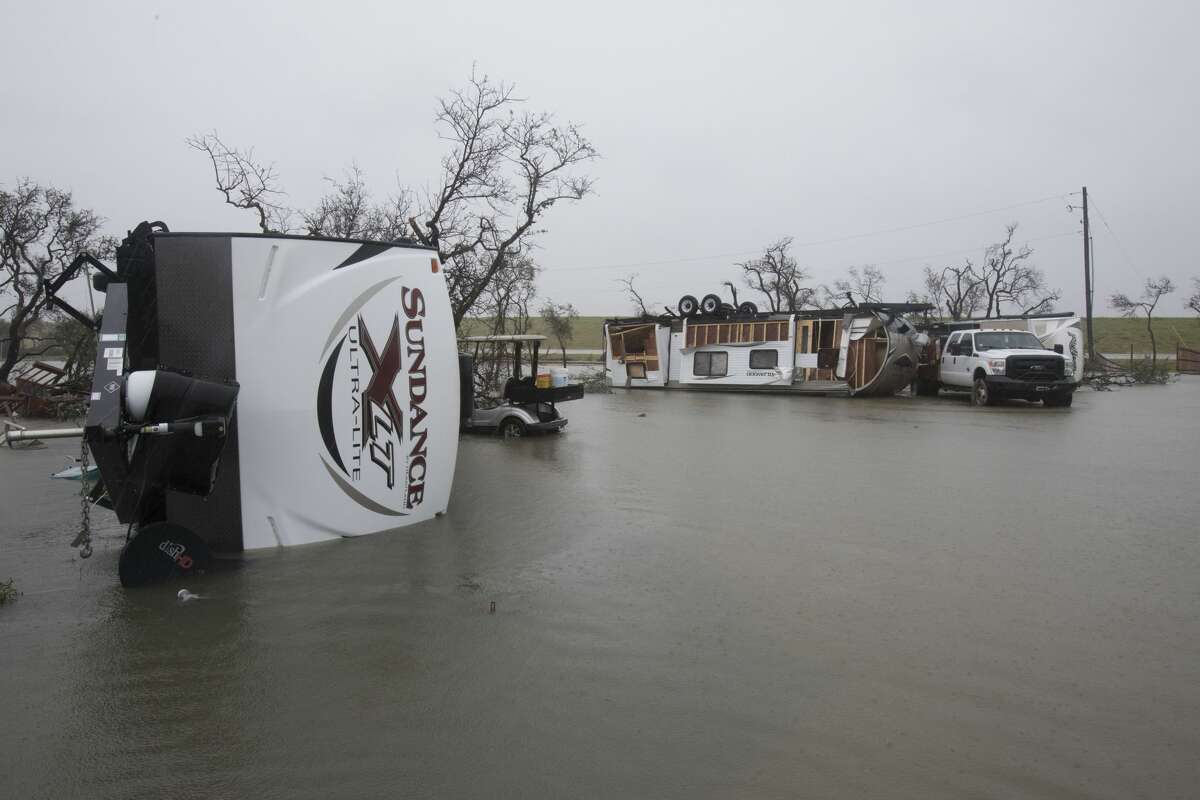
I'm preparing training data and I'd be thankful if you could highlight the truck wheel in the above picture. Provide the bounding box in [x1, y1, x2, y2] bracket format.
[499, 417, 527, 439]
[700, 294, 722, 315]
[1044, 393, 1074, 408]
[737, 301, 759, 315]
[678, 295, 699, 316]
[971, 377, 996, 407]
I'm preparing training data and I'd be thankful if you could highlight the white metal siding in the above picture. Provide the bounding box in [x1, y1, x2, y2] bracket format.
[668, 333, 682, 383]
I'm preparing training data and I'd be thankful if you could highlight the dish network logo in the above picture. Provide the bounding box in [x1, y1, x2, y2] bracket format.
[317, 285, 430, 514]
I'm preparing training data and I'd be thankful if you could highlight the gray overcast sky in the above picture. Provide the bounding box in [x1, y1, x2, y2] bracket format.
[4, 0, 1198, 315]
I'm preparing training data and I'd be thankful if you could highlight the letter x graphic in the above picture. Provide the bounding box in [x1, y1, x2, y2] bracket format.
[358, 314, 405, 447]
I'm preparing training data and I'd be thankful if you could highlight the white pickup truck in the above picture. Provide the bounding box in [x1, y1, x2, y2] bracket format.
[915, 328, 1076, 407]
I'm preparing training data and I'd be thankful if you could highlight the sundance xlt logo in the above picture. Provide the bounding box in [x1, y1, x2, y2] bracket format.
[317, 278, 430, 515]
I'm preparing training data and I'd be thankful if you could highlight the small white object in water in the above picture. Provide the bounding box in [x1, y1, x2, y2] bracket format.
[177, 589, 202, 602]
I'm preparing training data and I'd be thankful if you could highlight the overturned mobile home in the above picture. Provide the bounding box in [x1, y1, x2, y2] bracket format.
[604, 302, 931, 397]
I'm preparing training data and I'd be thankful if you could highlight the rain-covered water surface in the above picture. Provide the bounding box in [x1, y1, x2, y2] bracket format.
[3, 380, 1199, 798]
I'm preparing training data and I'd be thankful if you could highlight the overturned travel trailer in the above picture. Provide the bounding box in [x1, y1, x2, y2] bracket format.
[20, 222, 461, 586]
[604, 302, 931, 397]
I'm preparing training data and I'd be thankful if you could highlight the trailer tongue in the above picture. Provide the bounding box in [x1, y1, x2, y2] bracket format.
[37, 221, 461, 586]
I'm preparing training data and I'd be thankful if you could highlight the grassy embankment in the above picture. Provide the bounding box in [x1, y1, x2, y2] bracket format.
[461, 316, 1200, 357]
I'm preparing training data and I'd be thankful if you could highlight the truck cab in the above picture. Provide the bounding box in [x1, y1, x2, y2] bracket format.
[924, 329, 1075, 407]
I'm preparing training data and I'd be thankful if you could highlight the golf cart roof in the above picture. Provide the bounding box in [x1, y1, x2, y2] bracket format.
[460, 334, 547, 342]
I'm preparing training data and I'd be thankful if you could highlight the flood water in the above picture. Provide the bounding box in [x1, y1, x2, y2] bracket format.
[3, 380, 1199, 798]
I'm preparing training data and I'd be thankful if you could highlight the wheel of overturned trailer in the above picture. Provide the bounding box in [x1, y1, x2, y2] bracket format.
[499, 417, 527, 439]
[678, 295, 699, 317]
[118, 521, 211, 588]
[700, 294, 722, 315]
[737, 301, 759, 315]
[1043, 393, 1073, 407]
[971, 376, 996, 407]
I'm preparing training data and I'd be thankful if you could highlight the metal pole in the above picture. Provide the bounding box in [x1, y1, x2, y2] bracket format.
[1082, 186, 1095, 360]
[2, 426, 85, 446]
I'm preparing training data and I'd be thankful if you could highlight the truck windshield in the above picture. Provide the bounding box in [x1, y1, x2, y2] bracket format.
[973, 332, 1045, 351]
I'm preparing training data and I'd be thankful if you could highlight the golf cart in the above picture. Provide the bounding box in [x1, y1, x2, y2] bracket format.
[460, 335, 584, 437]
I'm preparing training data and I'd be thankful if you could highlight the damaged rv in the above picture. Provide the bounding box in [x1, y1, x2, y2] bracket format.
[604, 299, 931, 397]
[25, 222, 462, 586]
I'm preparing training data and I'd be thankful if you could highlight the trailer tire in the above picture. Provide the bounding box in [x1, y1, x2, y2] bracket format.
[678, 295, 699, 317]
[971, 376, 996, 407]
[118, 522, 211, 588]
[499, 417, 527, 439]
[737, 301, 759, 315]
[700, 294, 722, 315]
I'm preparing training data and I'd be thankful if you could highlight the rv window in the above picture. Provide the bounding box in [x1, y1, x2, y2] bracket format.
[628, 362, 647, 379]
[749, 349, 778, 369]
[694, 352, 728, 377]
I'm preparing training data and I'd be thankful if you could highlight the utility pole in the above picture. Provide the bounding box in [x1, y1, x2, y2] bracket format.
[1081, 186, 1095, 360]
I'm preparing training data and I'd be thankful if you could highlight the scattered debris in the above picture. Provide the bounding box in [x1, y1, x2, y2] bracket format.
[0, 578, 19, 605]
[177, 589, 203, 603]
[637, 412, 647, 417]
[489, 600, 496, 614]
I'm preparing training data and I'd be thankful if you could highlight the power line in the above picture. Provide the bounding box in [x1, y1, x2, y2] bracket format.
[597, 229, 1081, 293]
[554, 191, 1077, 273]
[1086, 193, 1146, 281]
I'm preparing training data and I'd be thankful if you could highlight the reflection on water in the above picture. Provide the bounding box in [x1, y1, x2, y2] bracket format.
[3, 380, 1200, 798]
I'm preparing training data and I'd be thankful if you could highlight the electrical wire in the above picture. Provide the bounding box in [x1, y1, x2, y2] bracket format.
[554, 191, 1077, 273]
[586, 229, 1081, 293]
[1086, 193, 1146, 281]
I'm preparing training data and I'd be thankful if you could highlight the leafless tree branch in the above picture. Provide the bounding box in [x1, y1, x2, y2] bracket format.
[738, 238, 814, 312]
[187, 131, 292, 233]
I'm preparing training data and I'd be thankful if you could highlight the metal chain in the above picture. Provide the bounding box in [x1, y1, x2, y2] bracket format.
[72, 437, 93, 559]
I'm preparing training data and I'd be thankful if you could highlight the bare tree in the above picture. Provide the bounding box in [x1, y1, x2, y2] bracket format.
[922, 261, 984, 320]
[469, 255, 540, 398]
[1110, 276, 1175, 371]
[476, 255, 540, 336]
[976, 223, 1060, 317]
[738, 237, 814, 312]
[407, 70, 599, 326]
[539, 300, 578, 367]
[618, 273, 653, 316]
[190, 72, 598, 329]
[1187, 277, 1200, 316]
[187, 132, 292, 233]
[822, 265, 885, 306]
[1, 179, 113, 384]
[301, 165, 413, 241]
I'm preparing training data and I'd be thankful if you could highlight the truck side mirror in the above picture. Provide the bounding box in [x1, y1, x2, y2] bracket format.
[1053, 344, 1064, 354]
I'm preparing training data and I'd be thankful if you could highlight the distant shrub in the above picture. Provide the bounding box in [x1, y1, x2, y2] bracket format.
[0, 579, 18, 605]
[579, 369, 611, 394]
[1128, 358, 1173, 385]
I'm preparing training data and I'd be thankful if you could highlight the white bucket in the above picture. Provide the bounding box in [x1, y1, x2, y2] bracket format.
[550, 367, 570, 388]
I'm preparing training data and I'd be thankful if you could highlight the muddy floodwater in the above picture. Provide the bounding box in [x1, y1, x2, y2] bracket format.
[3, 380, 1199, 798]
